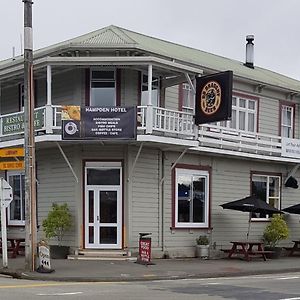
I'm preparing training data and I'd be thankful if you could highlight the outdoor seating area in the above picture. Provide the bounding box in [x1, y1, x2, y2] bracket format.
[0, 238, 25, 258]
[284, 240, 300, 256]
[221, 241, 274, 261]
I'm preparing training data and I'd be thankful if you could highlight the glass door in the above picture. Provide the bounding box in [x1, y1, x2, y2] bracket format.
[85, 162, 122, 249]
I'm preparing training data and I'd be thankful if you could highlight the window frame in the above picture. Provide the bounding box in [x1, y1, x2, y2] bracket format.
[216, 92, 258, 133]
[89, 68, 116, 107]
[250, 172, 281, 220]
[179, 83, 195, 113]
[7, 171, 25, 226]
[280, 102, 295, 138]
[173, 165, 210, 228]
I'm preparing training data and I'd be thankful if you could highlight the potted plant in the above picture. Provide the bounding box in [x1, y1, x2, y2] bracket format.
[195, 235, 210, 259]
[263, 214, 289, 258]
[42, 203, 72, 259]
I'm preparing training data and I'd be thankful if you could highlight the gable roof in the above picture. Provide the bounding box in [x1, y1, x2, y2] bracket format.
[1, 25, 300, 93]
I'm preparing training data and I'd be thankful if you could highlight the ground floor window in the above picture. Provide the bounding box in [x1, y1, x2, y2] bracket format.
[174, 166, 209, 228]
[7, 171, 25, 226]
[251, 173, 281, 219]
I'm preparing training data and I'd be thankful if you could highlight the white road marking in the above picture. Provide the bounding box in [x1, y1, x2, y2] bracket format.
[275, 276, 299, 280]
[37, 292, 83, 296]
[279, 298, 300, 300]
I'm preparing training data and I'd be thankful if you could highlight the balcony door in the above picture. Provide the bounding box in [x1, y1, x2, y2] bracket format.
[85, 162, 122, 249]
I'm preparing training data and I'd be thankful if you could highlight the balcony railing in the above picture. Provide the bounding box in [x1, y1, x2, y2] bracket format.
[0, 105, 295, 160]
[137, 106, 195, 137]
[198, 124, 282, 157]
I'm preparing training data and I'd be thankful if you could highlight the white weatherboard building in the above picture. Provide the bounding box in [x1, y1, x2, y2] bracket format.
[1, 25, 300, 258]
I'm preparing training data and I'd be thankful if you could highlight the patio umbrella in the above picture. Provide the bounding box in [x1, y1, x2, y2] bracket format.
[282, 204, 300, 214]
[220, 195, 282, 240]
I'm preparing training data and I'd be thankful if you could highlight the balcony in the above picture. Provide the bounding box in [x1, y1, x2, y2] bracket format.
[0, 105, 299, 163]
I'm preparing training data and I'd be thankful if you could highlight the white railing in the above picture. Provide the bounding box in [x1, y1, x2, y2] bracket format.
[137, 106, 195, 137]
[0, 105, 291, 159]
[0, 105, 61, 137]
[198, 124, 282, 156]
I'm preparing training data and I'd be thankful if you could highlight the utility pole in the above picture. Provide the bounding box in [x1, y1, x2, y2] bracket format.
[23, 0, 37, 272]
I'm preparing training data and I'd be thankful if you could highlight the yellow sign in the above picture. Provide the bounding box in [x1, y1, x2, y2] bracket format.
[0, 148, 24, 157]
[0, 161, 25, 170]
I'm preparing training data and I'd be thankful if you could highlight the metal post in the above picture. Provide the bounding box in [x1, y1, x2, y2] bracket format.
[0, 178, 8, 268]
[23, 0, 37, 272]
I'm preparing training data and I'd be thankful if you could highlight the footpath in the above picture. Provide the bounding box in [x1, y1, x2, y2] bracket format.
[1, 256, 300, 282]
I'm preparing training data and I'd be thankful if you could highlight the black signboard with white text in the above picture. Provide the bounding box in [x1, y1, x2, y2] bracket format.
[195, 71, 233, 125]
[62, 106, 136, 140]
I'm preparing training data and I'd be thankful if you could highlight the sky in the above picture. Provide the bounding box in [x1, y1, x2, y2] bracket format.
[1, 0, 300, 80]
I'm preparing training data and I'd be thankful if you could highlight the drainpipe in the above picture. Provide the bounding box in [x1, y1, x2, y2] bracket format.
[146, 64, 153, 134]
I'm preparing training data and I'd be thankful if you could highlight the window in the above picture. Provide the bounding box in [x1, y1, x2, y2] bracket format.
[174, 167, 209, 228]
[90, 69, 116, 106]
[217, 95, 257, 132]
[7, 172, 25, 225]
[281, 104, 294, 138]
[141, 73, 160, 106]
[181, 83, 195, 113]
[251, 174, 281, 219]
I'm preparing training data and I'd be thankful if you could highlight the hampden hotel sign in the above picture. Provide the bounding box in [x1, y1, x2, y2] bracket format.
[62, 106, 136, 140]
[195, 71, 233, 125]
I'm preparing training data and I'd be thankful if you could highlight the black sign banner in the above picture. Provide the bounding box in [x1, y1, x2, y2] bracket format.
[62, 106, 136, 140]
[195, 71, 233, 125]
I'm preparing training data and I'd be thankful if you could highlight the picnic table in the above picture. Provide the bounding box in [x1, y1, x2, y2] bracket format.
[284, 240, 300, 256]
[0, 238, 25, 258]
[222, 241, 273, 261]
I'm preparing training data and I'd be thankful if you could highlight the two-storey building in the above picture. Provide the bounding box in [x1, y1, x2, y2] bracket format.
[1, 25, 300, 258]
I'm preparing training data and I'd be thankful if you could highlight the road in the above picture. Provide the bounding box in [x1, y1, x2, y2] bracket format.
[0, 272, 299, 299]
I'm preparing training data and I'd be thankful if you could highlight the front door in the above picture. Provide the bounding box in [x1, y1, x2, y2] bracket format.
[85, 162, 122, 249]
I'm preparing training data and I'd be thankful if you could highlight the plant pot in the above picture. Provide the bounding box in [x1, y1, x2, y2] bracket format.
[264, 246, 282, 259]
[50, 245, 70, 259]
[196, 245, 210, 259]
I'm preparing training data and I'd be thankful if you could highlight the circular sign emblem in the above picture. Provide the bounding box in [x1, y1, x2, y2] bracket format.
[200, 81, 221, 115]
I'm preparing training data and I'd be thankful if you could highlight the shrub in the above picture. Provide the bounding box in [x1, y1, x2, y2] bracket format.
[196, 235, 209, 245]
[263, 214, 289, 247]
[42, 203, 72, 246]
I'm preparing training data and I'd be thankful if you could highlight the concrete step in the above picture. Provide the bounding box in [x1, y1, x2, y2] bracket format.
[68, 249, 136, 261]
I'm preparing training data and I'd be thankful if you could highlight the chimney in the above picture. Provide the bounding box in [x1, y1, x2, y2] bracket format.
[245, 35, 254, 68]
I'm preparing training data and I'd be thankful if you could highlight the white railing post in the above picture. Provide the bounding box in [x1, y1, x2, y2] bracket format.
[146, 64, 153, 134]
[45, 65, 53, 134]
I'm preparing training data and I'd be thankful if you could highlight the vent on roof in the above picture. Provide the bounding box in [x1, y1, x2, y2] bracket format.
[244, 35, 254, 69]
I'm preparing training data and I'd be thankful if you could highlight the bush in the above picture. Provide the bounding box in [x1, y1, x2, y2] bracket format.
[263, 214, 289, 247]
[42, 203, 72, 246]
[196, 235, 209, 245]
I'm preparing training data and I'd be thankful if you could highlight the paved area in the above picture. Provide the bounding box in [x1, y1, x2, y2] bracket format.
[1, 256, 300, 282]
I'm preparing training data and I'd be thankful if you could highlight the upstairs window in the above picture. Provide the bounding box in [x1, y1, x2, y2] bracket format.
[7, 171, 25, 226]
[251, 174, 281, 219]
[90, 69, 116, 106]
[181, 83, 195, 113]
[141, 73, 160, 106]
[281, 104, 294, 138]
[217, 94, 257, 133]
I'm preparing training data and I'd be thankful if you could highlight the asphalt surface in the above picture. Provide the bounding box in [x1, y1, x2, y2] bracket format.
[1, 255, 300, 282]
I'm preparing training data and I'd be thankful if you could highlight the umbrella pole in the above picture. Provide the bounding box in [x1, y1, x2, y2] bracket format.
[246, 212, 251, 240]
